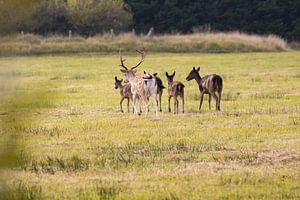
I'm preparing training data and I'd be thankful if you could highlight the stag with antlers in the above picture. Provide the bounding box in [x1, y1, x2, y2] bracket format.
[119, 49, 159, 117]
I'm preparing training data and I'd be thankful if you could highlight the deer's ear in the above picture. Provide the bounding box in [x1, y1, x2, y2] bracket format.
[120, 79, 123, 82]
[133, 70, 137, 74]
[144, 71, 146, 74]
[153, 73, 158, 76]
[196, 67, 200, 72]
[120, 69, 126, 73]
[115, 76, 118, 81]
[165, 72, 169, 77]
[172, 71, 176, 77]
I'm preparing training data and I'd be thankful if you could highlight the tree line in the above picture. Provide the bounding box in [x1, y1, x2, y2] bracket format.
[0, 0, 132, 36]
[0, 0, 299, 41]
[125, 0, 300, 41]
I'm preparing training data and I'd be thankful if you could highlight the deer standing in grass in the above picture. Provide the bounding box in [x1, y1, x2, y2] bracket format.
[165, 71, 185, 114]
[186, 67, 223, 111]
[119, 49, 159, 117]
[114, 76, 132, 113]
[144, 71, 165, 112]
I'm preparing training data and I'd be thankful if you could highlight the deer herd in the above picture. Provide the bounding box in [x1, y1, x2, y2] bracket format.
[115, 49, 223, 118]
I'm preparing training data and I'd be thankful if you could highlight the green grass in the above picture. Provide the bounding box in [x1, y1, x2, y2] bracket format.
[0, 32, 290, 56]
[0, 52, 300, 199]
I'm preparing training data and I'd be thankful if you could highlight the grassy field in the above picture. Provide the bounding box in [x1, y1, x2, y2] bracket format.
[0, 52, 300, 199]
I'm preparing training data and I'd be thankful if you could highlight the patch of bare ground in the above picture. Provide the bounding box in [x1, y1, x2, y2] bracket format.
[257, 150, 300, 164]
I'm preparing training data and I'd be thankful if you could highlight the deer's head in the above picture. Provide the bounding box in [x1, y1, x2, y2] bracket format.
[186, 67, 200, 81]
[114, 76, 123, 89]
[119, 48, 146, 81]
[143, 71, 157, 86]
[165, 71, 176, 84]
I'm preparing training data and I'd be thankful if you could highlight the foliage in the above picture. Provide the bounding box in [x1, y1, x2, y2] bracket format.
[0, 0, 299, 40]
[68, 0, 132, 36]
[31, 0, 72, 35]
[0, 0, 132, 36]
[125, 0, 300, 41]
[0, 0, 40, 34]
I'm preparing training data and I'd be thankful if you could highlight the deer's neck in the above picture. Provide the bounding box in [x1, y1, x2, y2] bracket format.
[194, 73, 202, 86]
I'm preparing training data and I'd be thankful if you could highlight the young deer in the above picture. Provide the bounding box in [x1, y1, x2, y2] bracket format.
[114, 76, 132, 113]
[144, 71, 165, 112]
[165, 71, 185, 114]
[119, 49, 159, 117]
[186, 67, 223, 111]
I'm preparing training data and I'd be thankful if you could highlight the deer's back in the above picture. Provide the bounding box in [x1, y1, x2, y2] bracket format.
[121, 84, 132, 98]
[201, 74, 223, 93]
[169, 81, 185, 96]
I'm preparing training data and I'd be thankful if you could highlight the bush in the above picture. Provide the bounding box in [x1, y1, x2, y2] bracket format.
[31, 0, 72, 35]
[68, 0, 132, 36]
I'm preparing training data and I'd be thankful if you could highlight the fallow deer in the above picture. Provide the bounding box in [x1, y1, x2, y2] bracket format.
[144, 71, 165, 112]
[165, 71, 185, 114]
[114, 76, 132, 113]
[186, 67, 223, 111]
[119, 49, 159, 117]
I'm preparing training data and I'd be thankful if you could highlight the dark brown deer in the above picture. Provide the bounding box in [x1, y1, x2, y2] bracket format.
[186, 67, 223, 111]
[165, 71, 185, 114]
[114, 76, 132, 113]
[144, 71, 165, 112]
[119, 49, 159, 117]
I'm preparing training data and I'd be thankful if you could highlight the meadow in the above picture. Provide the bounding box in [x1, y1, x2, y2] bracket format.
[0, 51, 300, 199]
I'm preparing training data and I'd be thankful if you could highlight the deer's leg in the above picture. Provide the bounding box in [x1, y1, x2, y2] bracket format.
[218, 91, 222, 111]
[152, 94, 159, 117]
[181, 92, 184, 114]
[147, 96, 150, 112]
[168, 96, 172, 113]
[159, 93, 162, 112]
[144, 96, 150, 117]
[208, 94, 212, 110]
[130, 96, 134, 113]
[174, 97, 178, 114]
[199, 93, 204, 110]
[212, 93, 219, 111]
[120, 97, 125, 113]
[127, 98, 130, 113]
[132, 94, 137, 114]
[138, 96, 142, 115]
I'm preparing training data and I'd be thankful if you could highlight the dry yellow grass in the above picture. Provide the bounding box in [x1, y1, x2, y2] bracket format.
[0, 32, 290, 56]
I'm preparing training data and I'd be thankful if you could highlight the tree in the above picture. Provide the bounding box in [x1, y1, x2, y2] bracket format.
[124, 0, 300, 41]
[31, 0, 72, 35]
[68, 0, 132, 36]
[0, 0, 39, 34]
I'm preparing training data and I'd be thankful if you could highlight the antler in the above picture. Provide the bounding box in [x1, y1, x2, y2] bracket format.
[119, 50, 128, 70]
[131, 48, 146, 70]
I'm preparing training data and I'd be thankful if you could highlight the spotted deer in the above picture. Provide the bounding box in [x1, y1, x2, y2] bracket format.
[186, 67, 223, 111]
[114, 76, 132, 113]
[165, 71, 185, 114]
[119, 49, 159, 117]
[144, 71, 165, 112]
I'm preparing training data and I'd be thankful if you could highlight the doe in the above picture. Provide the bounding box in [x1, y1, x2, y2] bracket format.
[114, 76, 132, 113]
[186, 67, 223, 111]
[165, 71, 185, 114]
[144, 71, 165, 112]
